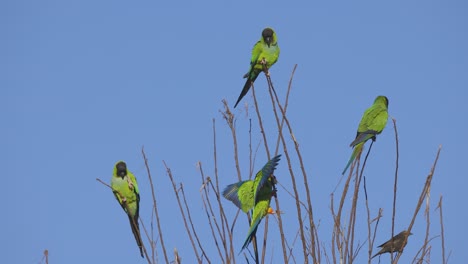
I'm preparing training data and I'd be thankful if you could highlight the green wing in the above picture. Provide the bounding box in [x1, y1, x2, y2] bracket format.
[358, 96, 389, 133]
[127, 171, 140, 195]
[125, 170, 140, 223]
[222, 180, 254, 213]
[254, 154, 281, 203]
[248, 40, 264, 77]
[368, 105, 388, 132]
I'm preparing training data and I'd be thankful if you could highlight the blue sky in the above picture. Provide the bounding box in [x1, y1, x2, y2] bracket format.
[3, 1, 467, 263]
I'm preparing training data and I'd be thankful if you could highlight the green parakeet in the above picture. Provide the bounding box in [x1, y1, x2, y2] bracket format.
[234, 28, 280, 108]
[342, 96, 389, 175]
[222, 155, 281, 251]
[222, 155, 281, 214]
[111, 161, 144, 258]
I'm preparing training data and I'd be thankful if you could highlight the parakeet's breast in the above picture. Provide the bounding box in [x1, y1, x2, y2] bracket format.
[111, 176, 138, 203]
[259, 45, 280, 68]
[111, 175, 126, 189]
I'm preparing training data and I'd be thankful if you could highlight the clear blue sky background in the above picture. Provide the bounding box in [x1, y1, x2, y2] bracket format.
[3, 1, 467, 263]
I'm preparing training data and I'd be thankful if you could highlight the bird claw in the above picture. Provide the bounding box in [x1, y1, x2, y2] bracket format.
[260, 58, 271, 76]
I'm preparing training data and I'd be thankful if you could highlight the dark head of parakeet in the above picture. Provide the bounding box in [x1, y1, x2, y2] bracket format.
[116, 161, 127, 178]
[262, 28, 274, 47]
[375, 95, 389, 108]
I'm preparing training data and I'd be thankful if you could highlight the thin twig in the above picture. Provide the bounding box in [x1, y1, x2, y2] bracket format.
[139, 215, 154, 260]
[364, 176, 372, 264]
[390, 117, 400, 262]
[174, 248, 181, 264]
[221, 100, 242, 182]
[180, 183, 212, 263]
[266, 66, 308, 263]
[370, 208, 383, 259]
[251, 81, 269, 264]
[345, 141, 373, 263]
[332, 142, 363, 264]
[211, 118, 231, 261]
[436, 196, 447, 264]
[393, 145, 442, 263]
[200, 176, 225, 262]
[209, 180, 234, 263]
[418, 186, 432, 264]
[42, 249, 49, 264]
[274, 64, 320, 263]
[412, 235, 439, 263]
[142, 149, 167, 263]
[332, 173, 350, 263]
[251, 82, 271, 157]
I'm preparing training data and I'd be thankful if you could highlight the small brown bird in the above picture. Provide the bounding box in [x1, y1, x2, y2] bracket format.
[372, 230, 413, 259]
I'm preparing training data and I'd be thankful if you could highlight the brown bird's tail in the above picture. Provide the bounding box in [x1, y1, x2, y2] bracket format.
[371, 248, 384, 259]
[128, 214, 144, 258]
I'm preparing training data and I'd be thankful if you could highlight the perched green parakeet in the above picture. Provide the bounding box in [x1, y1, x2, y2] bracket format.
[111, 161, 144, 258]
[234, 28, 280, 108]
[342, 96, 389, 175]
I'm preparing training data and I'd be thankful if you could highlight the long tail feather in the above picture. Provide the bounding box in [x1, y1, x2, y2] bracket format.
[342, 143, 364, 175]
[241, 218, 262, 251]
[128, 214, 144, 258]
[371, 248, 385, 259]
[234, 72, 260, 108]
